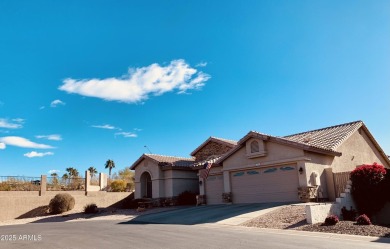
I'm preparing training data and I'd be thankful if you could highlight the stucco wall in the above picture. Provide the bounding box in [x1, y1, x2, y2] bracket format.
[134, 160, 163, 183]
[223, 141, 305, 171]
[134, 159, 165, 198]
[302, 152, 335, 199]
[0, 191, 130, 221]
[172, 179, 199, 196]
[332, 128, 389, 172]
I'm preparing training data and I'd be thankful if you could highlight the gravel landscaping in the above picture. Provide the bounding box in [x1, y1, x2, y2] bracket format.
[243, 205, 390, 238]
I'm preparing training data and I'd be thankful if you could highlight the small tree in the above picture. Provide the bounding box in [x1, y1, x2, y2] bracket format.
[105, 159, 115, 178]
[350, 162, 387, 217]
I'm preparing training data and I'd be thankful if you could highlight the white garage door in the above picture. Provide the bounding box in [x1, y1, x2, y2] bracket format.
[205, 174, 223, 205]
[230, 165, 299, 203]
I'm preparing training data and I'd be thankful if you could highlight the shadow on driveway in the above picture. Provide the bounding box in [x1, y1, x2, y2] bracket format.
[119, 203, 289, 225]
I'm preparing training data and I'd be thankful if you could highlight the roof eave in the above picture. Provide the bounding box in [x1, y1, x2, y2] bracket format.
[161, 166, 196, 171]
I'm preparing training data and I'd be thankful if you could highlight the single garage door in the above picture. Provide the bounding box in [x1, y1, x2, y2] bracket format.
[205, 174, 223, 205]
[230, 165, 299, 203]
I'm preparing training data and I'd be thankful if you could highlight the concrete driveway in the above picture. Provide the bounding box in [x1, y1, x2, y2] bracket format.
[124, 203, 288, 225]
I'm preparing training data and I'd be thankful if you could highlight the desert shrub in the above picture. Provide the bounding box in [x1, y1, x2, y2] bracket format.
[350, 163, 388, 217]
[341, 206, 357, 221]
[110, 180, 127, 192]
[324, 215, 339, 226]
[177, 191, 197, 205]
[356, 214, 371, 225]
[84, 203, 98, 214]
[0, 183, 11, 191]
[49, 193, 75, 214]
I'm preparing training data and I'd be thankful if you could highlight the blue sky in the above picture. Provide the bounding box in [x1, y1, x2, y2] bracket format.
[0, 1, 389, 177]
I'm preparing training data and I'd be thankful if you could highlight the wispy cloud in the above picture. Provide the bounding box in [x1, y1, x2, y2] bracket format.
[0, 143, 5, 149]
[196, 62, 208, 67]
[48, 169, 60, 174]
[92, 124, 117, 130]
[0, 118, 24, 129]
[59, 59, 210, 103]
[39, 106, 45, 110]
[115, 132, 137, 138]
[36, 134, 62, 141]
[134, 128, 142, 131]
[24, 151, 54, 158]
[0, 136, 54, 149]
[50, 99, 66, 107]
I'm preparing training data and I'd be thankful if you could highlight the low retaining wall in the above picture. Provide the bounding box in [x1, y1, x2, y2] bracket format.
[305, 203, 340, 224]
[0, 191, 130, 221]
[306, 202, 390, 224]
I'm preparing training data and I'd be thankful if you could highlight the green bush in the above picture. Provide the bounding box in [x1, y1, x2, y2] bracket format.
[49, 193, 75, 214]
[177, 191, 197, 205]
[110, 180, 127, 192]
[84, 203, 98, 214]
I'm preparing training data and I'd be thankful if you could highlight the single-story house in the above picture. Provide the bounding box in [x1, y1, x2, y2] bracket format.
[130, 121, 390, 205]
[130, 137, 237, 201]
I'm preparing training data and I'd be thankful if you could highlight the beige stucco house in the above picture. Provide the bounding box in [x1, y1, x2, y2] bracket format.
[130, 121, 390, 205]
[130, 137, 237, 201]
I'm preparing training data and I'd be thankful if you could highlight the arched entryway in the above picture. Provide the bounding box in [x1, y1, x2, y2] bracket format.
[140, 172, 152, 198]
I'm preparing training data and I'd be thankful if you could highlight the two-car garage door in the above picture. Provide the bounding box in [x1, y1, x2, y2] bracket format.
[230, 165, 299, 203]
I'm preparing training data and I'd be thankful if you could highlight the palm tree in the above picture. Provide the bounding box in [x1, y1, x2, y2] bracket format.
[66, 167, 79, 178]
[88, 166, 97, 180]
[51, 172, 58, 178]
[105, 159, 115, 178]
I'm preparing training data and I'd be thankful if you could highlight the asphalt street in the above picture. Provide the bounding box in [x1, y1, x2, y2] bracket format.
[0, 220, 389, 249]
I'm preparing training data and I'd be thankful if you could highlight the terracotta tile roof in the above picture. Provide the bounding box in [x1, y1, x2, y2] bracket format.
[282, 120, 363, 151]
[129, 154, 195, 170]
[145, 154, 195, 167]
[216, 121, 367, 164]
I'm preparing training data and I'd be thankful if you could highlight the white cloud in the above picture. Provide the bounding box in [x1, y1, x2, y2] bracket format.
[0, 136, 54, 149]
[0, 143, 5, 149]
[115, 132, 137, 138]
[24, 151, 54, 158]
[48, 169, 60, 174]
[92, 124, 117, 130]
[134, 128, 142, 131]
[50, 99, 65, 107]
[196, 62, 208, 67]
[0, 118, 23, 129]
[36, 134, 62, 141]
[59, 59, 210, 103]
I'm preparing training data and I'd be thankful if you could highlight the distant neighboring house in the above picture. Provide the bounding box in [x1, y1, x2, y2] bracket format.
[130, 121, 390, 205]
[130, 137, 237, 201]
